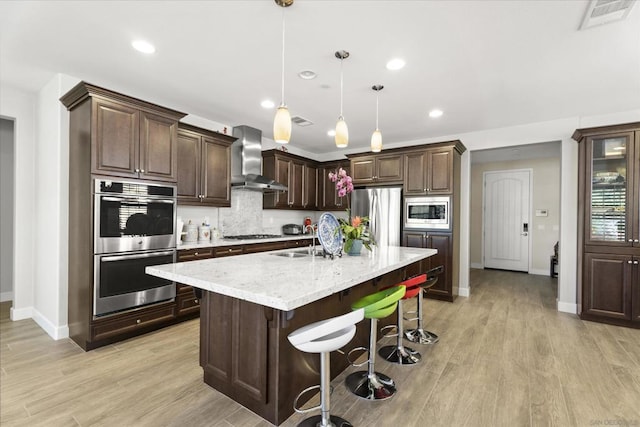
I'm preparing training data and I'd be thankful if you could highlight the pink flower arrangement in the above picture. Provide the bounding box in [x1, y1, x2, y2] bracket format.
[328, 168, 354, 198]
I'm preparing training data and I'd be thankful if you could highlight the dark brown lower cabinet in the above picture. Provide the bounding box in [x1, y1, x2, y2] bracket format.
[198, 265, 406, 425]
[582, 252, 634, 323]
[403, 231, 455, 302]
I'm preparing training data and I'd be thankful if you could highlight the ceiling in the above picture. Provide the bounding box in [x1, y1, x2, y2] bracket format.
[1, 1, 639, 155]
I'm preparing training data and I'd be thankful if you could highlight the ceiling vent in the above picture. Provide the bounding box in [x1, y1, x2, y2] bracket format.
[580, 0, 636, 29]
[291, 116, 314, 127]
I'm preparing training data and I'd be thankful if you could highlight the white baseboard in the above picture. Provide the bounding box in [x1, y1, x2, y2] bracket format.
[557, 301, 577, 314]
[470, 263, 483, 270]
[529, 268, 551, 276]
[10, 305, 32, 321]
[458, 287, 470, 297]
[0, 291, 13, 302]
[32, 308, 70, 340]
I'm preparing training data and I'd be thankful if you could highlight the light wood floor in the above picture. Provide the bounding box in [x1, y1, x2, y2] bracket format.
[2, 269, 639, 426]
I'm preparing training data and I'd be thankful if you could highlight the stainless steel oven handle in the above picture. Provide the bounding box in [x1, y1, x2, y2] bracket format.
[101, 250, 175, 262]
[101, 196, 175, 204]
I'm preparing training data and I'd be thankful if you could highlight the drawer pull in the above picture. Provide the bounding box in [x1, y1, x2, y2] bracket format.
[194, 299, 198, 304]
[136, 319, 141, 324]
[194, 252, 199, 256]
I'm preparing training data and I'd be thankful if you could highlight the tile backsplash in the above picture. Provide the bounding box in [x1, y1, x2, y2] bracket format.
[177, 188, 343, 238]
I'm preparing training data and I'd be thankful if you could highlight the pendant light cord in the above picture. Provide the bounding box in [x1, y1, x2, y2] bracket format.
[281, 7, 286, 105]
[340, 58, 344, 117]
[375, 91, 379, 129]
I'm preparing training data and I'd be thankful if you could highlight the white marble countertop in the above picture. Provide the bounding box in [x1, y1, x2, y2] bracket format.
[147, 246, 437, 311]
[178, 235, 314, 250]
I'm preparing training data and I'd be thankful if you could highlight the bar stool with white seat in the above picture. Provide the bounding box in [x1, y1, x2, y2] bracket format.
[405, 265, 444, 345]
[344, 285, 406, 400]
[288, 308, 365, 427]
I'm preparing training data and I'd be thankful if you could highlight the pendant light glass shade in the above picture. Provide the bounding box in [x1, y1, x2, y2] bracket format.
[370, 84, 384, 152]
[273, 1, 292, 144]
[371, 129, 382, 152]
[334, 50, 349, 148]
[335, 116, 349, 148]
[274, 105, 292, 144]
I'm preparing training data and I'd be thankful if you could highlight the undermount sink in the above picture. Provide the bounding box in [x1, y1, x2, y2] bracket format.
[271, 249, 325, 258]
[272, 251, 309, 258]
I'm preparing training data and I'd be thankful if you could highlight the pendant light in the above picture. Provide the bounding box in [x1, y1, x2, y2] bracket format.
[334, 50, 350, 148]
[371, 85, 384, 152]
[273, 0, 293, 144]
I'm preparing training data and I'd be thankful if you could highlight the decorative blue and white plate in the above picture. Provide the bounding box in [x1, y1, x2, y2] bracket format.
[317, 212, 342, 256]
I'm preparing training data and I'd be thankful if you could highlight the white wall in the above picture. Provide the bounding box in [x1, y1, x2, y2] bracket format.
[0, 118, 15, 301]
[0, 84, 36, 321]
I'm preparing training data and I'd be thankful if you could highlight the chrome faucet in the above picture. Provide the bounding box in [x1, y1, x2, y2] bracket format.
[305, 224, 316, 254]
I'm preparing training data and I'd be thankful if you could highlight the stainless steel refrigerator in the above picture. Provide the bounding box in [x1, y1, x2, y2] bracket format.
[350, 187, 402, 247]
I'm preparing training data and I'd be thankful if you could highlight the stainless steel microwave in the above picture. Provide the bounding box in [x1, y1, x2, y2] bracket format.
[404, 196, 451, 230]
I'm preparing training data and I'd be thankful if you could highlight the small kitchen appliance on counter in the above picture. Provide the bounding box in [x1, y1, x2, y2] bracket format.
[282, 223, 303, 235]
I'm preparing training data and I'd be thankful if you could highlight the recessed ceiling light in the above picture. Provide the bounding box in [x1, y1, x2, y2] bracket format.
[298, 70, 317, 80]
[131, 39, 156, 54]
[386, 58, 405, 70]
[261, 100, 275, 109]
[429, 109, 443, 118]
[327, 129, 336, 137]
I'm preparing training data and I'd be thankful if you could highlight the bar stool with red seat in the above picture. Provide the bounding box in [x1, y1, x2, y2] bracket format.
[288, 308, 365, 427]
[378, 274, 426, 364]
[405, 265, 444, 345]
[344, 285, 406, 400]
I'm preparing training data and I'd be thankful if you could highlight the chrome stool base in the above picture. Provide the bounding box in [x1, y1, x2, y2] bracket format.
[345, 371, 396, 400]
[405, 328, 439, 345]
[297, 415, 353, 427]
[378, 344, 421, 364]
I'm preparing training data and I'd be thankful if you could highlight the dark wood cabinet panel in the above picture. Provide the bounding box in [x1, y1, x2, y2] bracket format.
[176, 291, 200, 317]
[139, 111, 178, 182]
[244, 241, 289, 253]
[583, 253, 633, 321]
[351, 154, 403, 185]
[93, 99, 139, 177]
[91, 303, 176, 342]
[402, 231, 454, 301]
[177, 124, 234, 207]
[574, 122, 640, 328]
[177, 247, 214, 261]
[263, 150, 319, 210]
[319, 161, 350, 210]
[404, 152, 427, 195]
[428, 148, 453, 194]
[202, 136, 231, 205]
[214, 246, 244, 257]
[177, 130, 201, 203]
[200, 292, 232, 380]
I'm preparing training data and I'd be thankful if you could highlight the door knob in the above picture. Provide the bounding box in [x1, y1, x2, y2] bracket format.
[521, 232, 528, 236]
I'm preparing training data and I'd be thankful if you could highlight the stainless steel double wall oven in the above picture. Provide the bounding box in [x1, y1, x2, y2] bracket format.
[93, 179, 177, 316]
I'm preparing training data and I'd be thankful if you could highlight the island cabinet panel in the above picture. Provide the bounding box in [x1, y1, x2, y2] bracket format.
[198, 265, 407, 425]
[403, 231, 454, 301]
[177, 123, 235, 207]
[574, 122, 640, 328]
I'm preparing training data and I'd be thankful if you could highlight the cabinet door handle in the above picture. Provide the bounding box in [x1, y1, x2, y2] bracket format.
[628, 260, 633, 264]
[634, 261, 639, 265]
[635, 239, 639, 243]
[194, 299, 198, 304]
[629, 239, 634, 242]
[140, 169, 145, 173]
[135, 168, 140, 173]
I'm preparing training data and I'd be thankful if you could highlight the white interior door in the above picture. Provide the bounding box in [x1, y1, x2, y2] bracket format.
[483, 170, 531, 272]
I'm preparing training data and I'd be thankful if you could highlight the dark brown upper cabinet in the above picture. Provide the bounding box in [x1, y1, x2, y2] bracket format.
[350, 153, 404, 185]
[404, 147, 454, 195]
[61, 83, 186, 183]
[262, 150, 318, 210]
[177, 124, 235, 207]
[574, 122, 640, 328]
[318, 161, 350, 210]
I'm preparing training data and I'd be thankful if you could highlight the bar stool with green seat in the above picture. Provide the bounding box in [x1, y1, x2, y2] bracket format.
[344, 285, 406, 400]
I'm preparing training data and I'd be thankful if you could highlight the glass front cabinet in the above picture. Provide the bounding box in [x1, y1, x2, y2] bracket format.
[575, 123, 640, 328]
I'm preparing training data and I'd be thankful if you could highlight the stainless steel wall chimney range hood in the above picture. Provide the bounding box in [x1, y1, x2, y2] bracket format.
[231, 125, 288, 192]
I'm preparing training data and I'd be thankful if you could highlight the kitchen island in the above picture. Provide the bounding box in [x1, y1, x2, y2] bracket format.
[147, 246, 437, 425]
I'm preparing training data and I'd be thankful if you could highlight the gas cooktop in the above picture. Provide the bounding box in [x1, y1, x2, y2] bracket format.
[223, 234, 283, 240]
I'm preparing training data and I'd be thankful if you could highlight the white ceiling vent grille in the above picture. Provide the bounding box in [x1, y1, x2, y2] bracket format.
[580, 0, 636, 29]
[291, 116, 314, 127]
